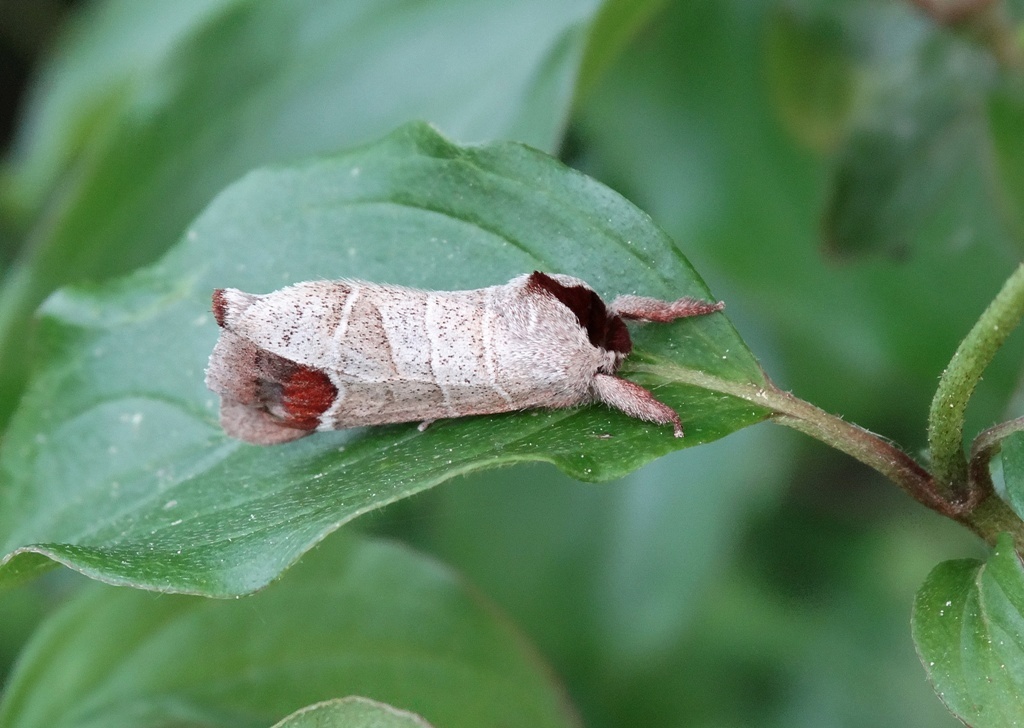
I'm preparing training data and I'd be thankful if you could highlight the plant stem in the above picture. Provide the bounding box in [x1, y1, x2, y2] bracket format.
[928, 263, 1024, 502]
[638, 263, 1024, 546]
[640, 361, 1024, 544]
[638, 364, 952, 514]
[968, 416, 1024, 496]
[961, 493, 1024, 551]
[772, 402, 950, 513]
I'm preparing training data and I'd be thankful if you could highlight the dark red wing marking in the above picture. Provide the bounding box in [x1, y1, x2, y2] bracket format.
[526, 271, 632, 355]
[605, 316, 632, 356]
[212, 289, 229, 328]
[279, 366, 337, 430]
[248, 348, 337, 431]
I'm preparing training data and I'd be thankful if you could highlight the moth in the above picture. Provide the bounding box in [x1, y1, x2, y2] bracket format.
[205, 272, 724, 445]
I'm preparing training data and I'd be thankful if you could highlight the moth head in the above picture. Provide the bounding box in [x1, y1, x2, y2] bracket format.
[525, 271, 632, 373]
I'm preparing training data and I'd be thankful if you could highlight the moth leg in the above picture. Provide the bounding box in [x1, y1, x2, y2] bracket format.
[417, 420, 435, 432]
[591, 373, 684, 437]
[609, 294, 724, 323]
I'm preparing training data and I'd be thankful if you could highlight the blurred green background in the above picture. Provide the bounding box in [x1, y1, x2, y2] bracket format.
[2, 0, 1023, 725]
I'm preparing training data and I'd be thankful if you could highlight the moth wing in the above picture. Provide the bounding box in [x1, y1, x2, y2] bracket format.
[218, 399, 310, 445]
[206, 328, 336, 443]
[215, 282, 353, 368]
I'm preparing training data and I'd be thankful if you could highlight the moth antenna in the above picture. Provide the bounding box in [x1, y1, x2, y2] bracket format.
[610, 295, 723, 323]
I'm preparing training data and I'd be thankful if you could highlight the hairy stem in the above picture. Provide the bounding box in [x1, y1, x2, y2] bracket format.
[638, 364, 951, 514]
[961, 493, 1024, 551]
[639, 361, 1024, 545]
[969, 416, 1024, 496]
[928, 263, 1024, 502]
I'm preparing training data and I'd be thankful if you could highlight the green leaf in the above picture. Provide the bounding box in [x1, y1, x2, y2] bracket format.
[0, 0, 603, 422]
[764, 3, 856, 152]
[572, 0, 667, 106]
[821, 18, 996, 258]
[0, 535, 576, 728]
[1, 0, 244, 220]
[912, 533, 1024, 727]
[0, 122, 769, 596]
[575, 0, 1023, 434]
[0, 576, 47, 683]
[989, 87, 1024, 241]
[418, 425, 793, 672]
[1000, 431, 1024, 522]
[272, 698, 432, 728]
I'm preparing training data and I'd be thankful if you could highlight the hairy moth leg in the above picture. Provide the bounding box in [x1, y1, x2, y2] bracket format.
[595, 293, 722, 437]
[610, 294, 724, 322]
[591, 373, 684, 437]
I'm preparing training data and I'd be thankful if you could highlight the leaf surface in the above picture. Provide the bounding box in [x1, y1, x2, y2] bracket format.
[2, 0, 243, 217]
[820, 37, 994, 258]
[0, 0, 604, 421]
[1000, 431, 1024, 522]
[912, 533, 1024, 728]
[989, 89, 1024, 241]
[0, 123, 769, 596]
[272, 698, 433, 728]
[0, 535, 574, 728]
[574, 0, 1023, 436]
